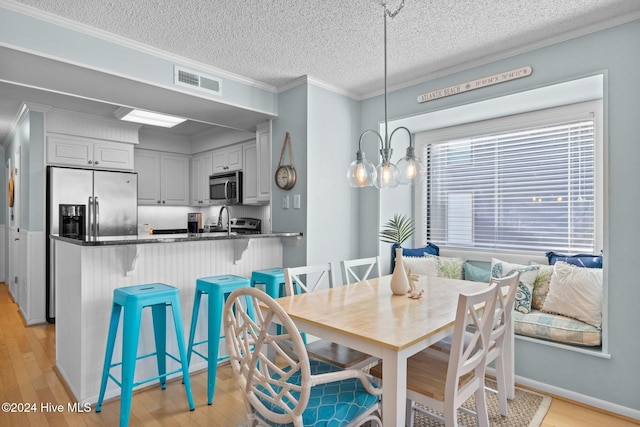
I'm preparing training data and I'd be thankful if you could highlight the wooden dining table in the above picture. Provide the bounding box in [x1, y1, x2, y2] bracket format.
[273, 274, 515, 427]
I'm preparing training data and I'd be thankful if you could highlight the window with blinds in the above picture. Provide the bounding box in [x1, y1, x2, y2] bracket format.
[420, 115, 598, 253]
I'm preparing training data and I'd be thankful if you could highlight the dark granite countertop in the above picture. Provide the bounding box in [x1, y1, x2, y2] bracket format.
[50, 231, 302, 246]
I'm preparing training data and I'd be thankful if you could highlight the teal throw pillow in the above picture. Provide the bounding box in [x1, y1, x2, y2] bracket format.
[464, 261, 491, 283]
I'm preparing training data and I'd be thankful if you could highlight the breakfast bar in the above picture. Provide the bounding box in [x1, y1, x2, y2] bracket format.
[51, 232, 301, 404]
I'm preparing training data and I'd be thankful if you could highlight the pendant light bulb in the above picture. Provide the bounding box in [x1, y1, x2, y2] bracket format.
[374, 161, 399, 189]
[347, 151, 376, 187]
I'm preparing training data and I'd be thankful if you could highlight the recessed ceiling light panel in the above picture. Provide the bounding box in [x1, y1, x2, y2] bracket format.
[114, 107, 187, 128]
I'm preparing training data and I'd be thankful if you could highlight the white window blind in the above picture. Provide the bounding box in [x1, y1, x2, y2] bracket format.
[423, 118, 596, 253]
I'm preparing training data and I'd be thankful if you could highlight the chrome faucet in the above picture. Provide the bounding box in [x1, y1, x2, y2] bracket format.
[218, 205, 231, 237]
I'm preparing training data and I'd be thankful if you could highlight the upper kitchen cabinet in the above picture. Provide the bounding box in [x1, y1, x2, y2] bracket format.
[135, 149, 189, 205]
[191, 151, 213, 206]
[243, 121, 272, 205]
[47, 135, 134, 171]
[243, 142, 258, 204]
[212, 145, 242, 173]
[256, 121, 272, 203]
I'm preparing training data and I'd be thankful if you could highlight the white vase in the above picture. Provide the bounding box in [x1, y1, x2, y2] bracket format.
[390, 247, 409, 295]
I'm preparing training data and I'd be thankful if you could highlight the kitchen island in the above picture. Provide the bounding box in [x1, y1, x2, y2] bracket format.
[51, 231, 301, 404]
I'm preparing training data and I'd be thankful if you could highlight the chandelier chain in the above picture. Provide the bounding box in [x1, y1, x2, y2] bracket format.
[384, 0, 405, 18]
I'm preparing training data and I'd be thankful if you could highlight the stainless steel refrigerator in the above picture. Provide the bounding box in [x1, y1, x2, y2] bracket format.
[46, 166, 138, 322]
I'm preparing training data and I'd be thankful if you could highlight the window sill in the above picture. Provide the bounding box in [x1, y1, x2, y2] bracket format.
[515, 334, 611, 359]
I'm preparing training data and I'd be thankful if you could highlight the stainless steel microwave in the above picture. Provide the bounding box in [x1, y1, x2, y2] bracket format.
[209, 171, 243, 204]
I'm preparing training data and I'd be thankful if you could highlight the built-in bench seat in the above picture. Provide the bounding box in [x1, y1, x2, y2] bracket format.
[513, 309, 601, 347]
[399, 246, 603, 348]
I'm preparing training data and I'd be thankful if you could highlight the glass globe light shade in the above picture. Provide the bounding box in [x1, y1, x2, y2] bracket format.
[346, 153, 377, 187]
[397, 155, 425, 185]
[374, 161, 399, 189]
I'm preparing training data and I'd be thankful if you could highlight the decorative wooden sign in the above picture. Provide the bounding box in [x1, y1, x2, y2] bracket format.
[417, 66, 532, 103]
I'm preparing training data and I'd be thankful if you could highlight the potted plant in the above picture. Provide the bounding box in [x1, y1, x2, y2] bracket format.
[380, 213, 415, 272]
[379, 213, 415, 246]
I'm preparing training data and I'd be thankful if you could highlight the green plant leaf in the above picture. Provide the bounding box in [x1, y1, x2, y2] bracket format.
[379, 213, 415, 245]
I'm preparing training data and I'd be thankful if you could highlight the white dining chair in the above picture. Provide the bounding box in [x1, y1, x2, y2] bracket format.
[284, 263, 376, 370]
[341, 256, 381, 284]
[223, 287, 382, 427]
[371, 282, 499, 427]
[427, 270, 521, 416]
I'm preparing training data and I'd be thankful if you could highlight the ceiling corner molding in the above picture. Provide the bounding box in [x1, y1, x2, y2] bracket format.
[0, 0, 277, 93]
[1, 101, 50, 147]
[278, 75, 361, 100]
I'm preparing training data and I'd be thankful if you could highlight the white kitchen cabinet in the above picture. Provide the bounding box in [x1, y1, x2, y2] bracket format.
[135, 150, 189, 205]
[242, 122, 272, 205]
[47, 135, 134, 170]
[212, 145, 242, 173]
[243, 142, 258, 204]
[256, 121, 272, 203]
[191, 151, 213, 206]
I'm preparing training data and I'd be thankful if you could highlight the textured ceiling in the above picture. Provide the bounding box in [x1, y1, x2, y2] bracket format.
[9, 0, 640, 97]
[2, 0, 640, 144]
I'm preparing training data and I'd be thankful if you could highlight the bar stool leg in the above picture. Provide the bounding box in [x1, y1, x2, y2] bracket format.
[120, 305, 142, 427]
[170, 299, 195, 410]
[206, 290, 224, 405]
[151, 303, 167, 390]
[96, 303, 122, 412]
[186, 290, 203, 366]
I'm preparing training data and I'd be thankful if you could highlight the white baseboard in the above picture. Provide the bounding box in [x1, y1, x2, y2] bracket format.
[515, 374, 640, 421]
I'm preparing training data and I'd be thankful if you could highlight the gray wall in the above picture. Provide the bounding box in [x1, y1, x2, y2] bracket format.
[272, 84, 308, 268]
[359, 18, 640, 413]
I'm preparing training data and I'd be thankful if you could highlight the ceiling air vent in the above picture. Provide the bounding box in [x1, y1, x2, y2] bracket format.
[174, 66, 221, 95]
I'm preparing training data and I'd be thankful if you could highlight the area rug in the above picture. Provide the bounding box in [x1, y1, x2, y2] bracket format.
[237, 379, 551, 427]
[400, 379, 551, 427]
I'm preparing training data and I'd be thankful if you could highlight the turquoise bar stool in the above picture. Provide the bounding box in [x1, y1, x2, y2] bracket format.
[250, 267, 306, 342]
[96, 283, 195, 427]
[250, 268, 285, 299]
[187, 274, 254, 405]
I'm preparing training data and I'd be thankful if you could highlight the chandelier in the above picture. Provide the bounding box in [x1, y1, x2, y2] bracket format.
[346, 0, 424, 188]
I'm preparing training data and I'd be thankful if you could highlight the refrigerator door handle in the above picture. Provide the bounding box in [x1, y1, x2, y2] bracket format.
[88, 196, 94, 237]
[95, 197, 100, 237]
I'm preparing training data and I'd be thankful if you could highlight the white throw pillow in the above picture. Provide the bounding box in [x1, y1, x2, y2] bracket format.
[542, 261, 603, 328]
[491, 258, 540, 314]
[402, 256, 439, 276]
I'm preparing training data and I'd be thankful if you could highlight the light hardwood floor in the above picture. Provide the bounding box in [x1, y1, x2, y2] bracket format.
[0, 283, 637, 426]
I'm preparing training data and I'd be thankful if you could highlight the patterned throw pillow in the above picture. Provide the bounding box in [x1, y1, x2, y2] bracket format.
[426, 254, 465, 280]
[491, 258, 540, 314]
[402, 255, 464, 279]
[532, 264, 554, 310]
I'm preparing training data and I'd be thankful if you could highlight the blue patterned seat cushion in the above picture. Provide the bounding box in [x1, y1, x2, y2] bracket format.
[513, 309, 601, 346]
[255, 359, 379, 427]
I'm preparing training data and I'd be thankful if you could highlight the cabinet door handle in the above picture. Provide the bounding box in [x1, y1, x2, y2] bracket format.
[94, 161, 99, 165]
[162, 200, 166, 204]
[157, 200, 161, 204]
[88, 160, 93, 164]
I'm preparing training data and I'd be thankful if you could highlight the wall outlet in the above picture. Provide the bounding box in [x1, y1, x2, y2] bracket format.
[293, 194, 301, 209]
[282, 194, 289, 209]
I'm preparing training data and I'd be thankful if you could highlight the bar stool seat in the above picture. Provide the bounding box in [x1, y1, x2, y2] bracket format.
[187, 274, 254, 405]
[96, 283, 194, 427]
[250, 268, 285, 299]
